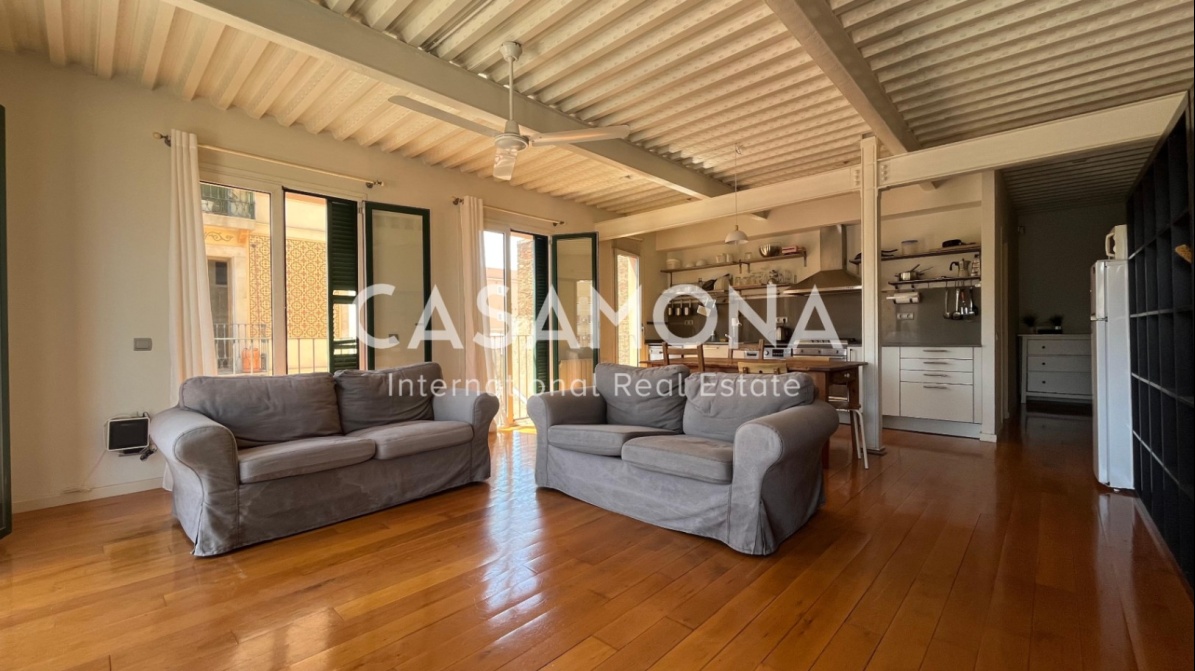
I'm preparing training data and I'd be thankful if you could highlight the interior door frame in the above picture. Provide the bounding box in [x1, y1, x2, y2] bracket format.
[363, 202, 432, 369]
[550, 232, 599, 387]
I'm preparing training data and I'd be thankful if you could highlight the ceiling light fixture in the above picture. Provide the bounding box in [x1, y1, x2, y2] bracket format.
[724, 144, 748, 245]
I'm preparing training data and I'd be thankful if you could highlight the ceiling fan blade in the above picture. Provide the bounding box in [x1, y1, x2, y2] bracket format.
[529, 126, 631, 146]
[387, 96, 499, 138]
[493, 146, 519, 181]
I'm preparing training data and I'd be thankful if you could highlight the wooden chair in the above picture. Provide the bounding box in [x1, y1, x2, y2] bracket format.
[826, 370, 867, 469]
[662, 342, 705, 372]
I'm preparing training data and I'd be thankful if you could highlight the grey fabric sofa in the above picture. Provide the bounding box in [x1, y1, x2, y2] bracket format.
[528, 363, 839, 555]
[150, 363, 498, 556]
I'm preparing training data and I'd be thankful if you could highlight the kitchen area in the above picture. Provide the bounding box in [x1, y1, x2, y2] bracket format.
[637, 175, 995, 440]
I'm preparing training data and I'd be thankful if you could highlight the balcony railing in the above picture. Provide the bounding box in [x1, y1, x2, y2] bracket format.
[201, 184, 256, 219]
[487, 333, 540, 422]
[214, 323, 331, 375]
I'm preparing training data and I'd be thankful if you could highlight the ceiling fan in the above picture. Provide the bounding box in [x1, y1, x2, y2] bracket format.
[388, 41, 631, 181]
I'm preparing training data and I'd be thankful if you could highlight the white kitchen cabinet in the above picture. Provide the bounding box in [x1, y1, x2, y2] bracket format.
[899, 382, 974, 423]
[884, 346, 981, 427]
[1020, 335, 1092, 402]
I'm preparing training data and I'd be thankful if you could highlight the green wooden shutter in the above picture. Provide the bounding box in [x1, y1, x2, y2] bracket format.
[326, 196, 359, 372]
[533, 234, 550, 392]
[1, 105, 10, 540]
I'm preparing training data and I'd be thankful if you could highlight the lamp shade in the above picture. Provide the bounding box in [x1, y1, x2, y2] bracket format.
[724, 225, 748, 244]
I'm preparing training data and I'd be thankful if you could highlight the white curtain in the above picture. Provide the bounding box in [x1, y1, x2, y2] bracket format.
[458, 197, 506, 427]
[167, 129, 217, 404]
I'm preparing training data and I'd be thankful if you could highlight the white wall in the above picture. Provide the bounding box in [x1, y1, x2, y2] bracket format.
[0, 53, 610, 511]
[1016, 201, 1125, 335]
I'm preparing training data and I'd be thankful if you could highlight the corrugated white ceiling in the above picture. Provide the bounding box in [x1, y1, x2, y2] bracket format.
[831, 0, 1194, 145]
[0, 0, 1190, 215]
[1002, 142, 1155, 211]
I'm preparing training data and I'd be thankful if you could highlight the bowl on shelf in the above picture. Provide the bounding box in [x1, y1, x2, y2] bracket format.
[758, 244, 782, 258]
[665, 258, 681, 270]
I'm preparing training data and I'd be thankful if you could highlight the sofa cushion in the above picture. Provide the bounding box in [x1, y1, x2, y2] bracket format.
[237, 436, 376, 484]
[348, 420, 472, 460]
[594, 363, 689, 432]
[622, 434, 734, 484]
[682, 372, 817, 442]
[180, 373, 341, 447]
[334, 363, 440, 433]
[548, 424, 675, 457]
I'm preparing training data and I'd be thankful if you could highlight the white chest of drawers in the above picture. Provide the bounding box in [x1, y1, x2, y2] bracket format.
[1020, 335, 1092, 403]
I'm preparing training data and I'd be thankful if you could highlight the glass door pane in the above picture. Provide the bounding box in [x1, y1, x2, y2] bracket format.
[365, 204, 430, 368]
[508, 232, 542, 421]
[284, 191, 330, 374]
[552, 233, 598, 388]
[201, 182, 274, 375]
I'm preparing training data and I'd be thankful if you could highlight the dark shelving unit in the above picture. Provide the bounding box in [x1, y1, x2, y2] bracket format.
[1127, 90, 1194, 588]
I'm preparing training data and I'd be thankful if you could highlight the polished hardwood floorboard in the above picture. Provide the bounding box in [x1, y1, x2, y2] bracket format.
[1, 412, 1192, 670]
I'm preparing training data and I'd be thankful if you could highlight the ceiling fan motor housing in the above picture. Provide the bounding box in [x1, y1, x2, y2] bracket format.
[495, 132, 529, 152]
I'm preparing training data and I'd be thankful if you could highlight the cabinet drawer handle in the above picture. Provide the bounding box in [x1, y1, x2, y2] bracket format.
[923, 349, 949, 352]
[923, 385, 951, 390]
[923, 361, 950, 364]
[923, 373, 949, 378]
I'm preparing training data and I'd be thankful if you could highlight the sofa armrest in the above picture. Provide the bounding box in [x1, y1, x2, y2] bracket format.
[433, 390, 500, 481]
[527, 388, 606, 488]
[150, 407, 238, 489]
[433, 390, 500, 433]
[526, 388, 606, 431]
[728, 400, 840, 553]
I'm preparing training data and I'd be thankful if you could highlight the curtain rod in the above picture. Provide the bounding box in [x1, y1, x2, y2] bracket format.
[153, 132, 383, 189]
[453, 197, 564, 227]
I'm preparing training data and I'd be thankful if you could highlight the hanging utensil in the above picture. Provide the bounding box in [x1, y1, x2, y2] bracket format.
[944, 288, 952, 320]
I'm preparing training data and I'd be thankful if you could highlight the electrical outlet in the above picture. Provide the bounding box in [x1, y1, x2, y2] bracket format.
[777, 316, 788, 324]
[897, 312, 915, 321]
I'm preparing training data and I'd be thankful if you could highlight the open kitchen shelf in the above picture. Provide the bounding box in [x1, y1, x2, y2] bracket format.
[852, 244, 981, 267]
[659, 259, 743, 274]
[882, 244, 981, 262]
[888, 276, 981, 290]
[660, 250, 808, 276]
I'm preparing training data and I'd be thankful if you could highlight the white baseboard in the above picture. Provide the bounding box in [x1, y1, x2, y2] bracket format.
[882, 415, 981, 439]
[979, 432, 998, 443]
[13, 477, 164, 514]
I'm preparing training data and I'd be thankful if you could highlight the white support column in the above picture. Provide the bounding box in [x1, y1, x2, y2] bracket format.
[859, 137, 884, 453]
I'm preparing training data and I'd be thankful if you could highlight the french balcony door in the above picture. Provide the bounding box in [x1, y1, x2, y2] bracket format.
[483, 228, 549, 424]
[552, 233, 599, 388]
[363, 203, 431, 368]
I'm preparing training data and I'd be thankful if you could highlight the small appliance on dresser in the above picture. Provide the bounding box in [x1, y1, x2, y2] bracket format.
[1091, 259, 1132, 489]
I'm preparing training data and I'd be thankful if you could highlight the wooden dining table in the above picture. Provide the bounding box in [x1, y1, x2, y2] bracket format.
[640, 357, 866, 468]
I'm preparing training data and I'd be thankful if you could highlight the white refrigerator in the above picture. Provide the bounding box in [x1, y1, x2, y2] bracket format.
[1091, 259, 1132, 489]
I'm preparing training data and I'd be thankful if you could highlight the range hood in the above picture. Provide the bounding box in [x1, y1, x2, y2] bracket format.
[785, 224, 862, 295]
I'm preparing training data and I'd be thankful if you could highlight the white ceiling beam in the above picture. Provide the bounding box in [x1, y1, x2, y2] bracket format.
[597, 167, 856, 239]
[141, 4, 176, 89]
[764, 0, 921, 155]
[324, 0, 355, 15]
[215, 38, 269, 110]
[879, 93, 1186, 188]
[94, 0, 121, 79]
[160, 0, 734, 200]
[43, 0, 67, 66]
[598, 93, 1182, 239]
[182, 23, 225, 101]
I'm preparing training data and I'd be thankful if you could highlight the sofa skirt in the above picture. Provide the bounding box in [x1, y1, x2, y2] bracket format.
[173, 442, 485, 556]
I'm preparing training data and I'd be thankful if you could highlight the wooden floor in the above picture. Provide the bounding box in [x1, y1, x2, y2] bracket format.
[1, 413, 1192, 671]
